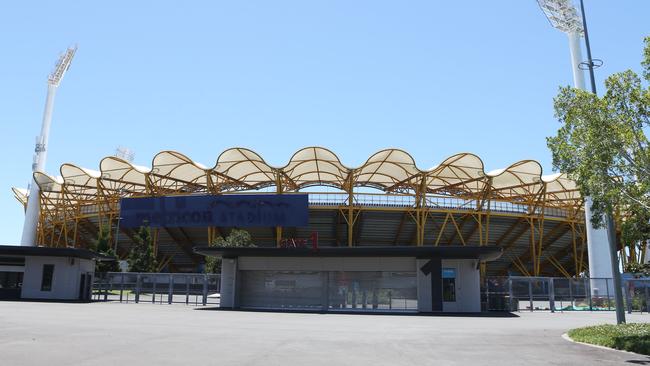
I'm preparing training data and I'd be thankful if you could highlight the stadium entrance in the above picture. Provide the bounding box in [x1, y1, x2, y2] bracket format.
[195, 246, 502, 313]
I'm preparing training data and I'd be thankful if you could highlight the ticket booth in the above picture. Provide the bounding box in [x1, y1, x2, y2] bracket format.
[0, 245, 113, 301]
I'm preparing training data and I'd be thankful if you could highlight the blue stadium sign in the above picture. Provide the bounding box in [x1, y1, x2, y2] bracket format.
[120, 194, 309, 228]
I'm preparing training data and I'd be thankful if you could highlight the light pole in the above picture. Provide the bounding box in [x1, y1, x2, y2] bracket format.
[578, 0, 598, 94]
[538, 0, 624, 324]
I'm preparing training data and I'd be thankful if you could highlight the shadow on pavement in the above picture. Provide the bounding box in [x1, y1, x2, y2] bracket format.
[625, 359, 650, 364]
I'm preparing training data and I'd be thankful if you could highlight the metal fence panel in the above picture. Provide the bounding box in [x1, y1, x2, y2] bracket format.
[93, 272, 220, 306]
[481, 276, 650, 313]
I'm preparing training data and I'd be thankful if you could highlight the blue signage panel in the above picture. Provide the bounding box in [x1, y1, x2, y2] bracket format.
[442, 268, 456, 279]
[120, 194, 309, 228]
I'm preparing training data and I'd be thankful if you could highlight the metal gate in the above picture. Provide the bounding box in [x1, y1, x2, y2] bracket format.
[93, 272, 221, 306]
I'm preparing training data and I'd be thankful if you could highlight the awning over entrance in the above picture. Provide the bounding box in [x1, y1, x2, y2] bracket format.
[0, 245, 115, 261]
[194, 245, 503, 262]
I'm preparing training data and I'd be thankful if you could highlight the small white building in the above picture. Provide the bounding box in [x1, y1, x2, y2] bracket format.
[0, 245, 112, 301]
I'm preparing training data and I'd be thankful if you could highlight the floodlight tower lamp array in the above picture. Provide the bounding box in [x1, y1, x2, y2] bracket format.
[537, 0, 586, 90]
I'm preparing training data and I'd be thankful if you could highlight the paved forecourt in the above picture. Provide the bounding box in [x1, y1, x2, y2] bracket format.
[0, 301, 648, 366]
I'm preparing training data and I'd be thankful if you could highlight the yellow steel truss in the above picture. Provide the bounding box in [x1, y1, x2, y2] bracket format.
[12, 147, 617, 277]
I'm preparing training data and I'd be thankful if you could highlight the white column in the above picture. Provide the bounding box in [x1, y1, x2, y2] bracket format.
[566, 33, 614, 288]
[585, 197, 614, 295]
[567, 32, 586, 90]
[416, 259, 432, 312]
[219, 258, 237, 308]
[21, 84, 57, 246]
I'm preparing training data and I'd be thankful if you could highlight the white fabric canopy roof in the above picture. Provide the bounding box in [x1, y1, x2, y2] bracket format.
[13, 147, 582, 208]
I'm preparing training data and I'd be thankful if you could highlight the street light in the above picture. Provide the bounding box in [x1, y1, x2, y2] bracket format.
[538, 0, 625, 324]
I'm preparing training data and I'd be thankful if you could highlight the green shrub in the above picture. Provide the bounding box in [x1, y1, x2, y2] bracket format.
[204, 229, 255, 274]
[127, 226, 157, 272]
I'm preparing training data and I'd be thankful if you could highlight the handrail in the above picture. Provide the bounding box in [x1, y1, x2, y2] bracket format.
[48, 191, 576, 221]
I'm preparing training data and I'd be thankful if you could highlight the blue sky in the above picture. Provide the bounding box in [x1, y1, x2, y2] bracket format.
[0, 1, 648, 244]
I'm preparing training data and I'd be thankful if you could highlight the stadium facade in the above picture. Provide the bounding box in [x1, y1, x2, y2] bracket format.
[13, 147, 588, 277]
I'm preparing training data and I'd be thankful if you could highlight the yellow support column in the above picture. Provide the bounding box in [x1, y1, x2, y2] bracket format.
[529, 217, 536, 276]
[535, 187, 546, 276]
[484, 179, 492, 246]
[275, 174, 284, 247]
[416, 177, 427, 246]
[571, 223, 579, 275]
[347, 177, 354, 247]
[276, 227, 283, 247]
[479, 262, 487, 292]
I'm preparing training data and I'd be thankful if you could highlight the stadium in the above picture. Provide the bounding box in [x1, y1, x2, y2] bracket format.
[12, 147, 587, 277]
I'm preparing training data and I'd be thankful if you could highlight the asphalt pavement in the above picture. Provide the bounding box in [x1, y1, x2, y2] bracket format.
[0, 301, 648, 365]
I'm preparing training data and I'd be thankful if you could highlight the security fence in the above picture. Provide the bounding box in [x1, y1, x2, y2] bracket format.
[93, 272, 220, 306]
[483, 276, 650, 313]
[93, 272, 650, 313]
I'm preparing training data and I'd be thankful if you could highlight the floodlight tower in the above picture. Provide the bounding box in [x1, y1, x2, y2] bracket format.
[538, 0, 611, 280]
[539, 0, 624, 324]
[538, 0, 586, 89]
[20, 46, 77, 247]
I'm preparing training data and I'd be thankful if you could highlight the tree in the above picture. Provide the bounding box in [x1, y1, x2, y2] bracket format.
[204, 229, 255, 274]
[92, 226, 120, 273]
[127, 226, 158, 272]
[547, 36, 650, 262]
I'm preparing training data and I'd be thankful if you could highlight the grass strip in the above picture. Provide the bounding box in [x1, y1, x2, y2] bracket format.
[568, 323, 650, 355]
